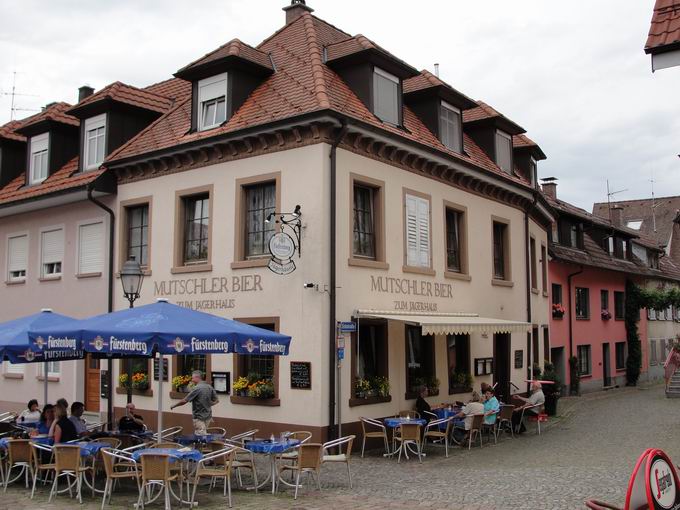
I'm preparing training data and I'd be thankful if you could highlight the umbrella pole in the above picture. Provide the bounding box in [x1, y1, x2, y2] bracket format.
[157, 353, 163, 443]
[43, 361, 48, 406]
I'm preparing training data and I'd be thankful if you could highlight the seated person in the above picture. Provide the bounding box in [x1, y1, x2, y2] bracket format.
[56, 398, 69, 414]
[49, 401, 68, 437]
[118, 403, 145, 433]
[18, 399, 41, 423]
[415, 385, 432, 419]
[452, 391, 485, 444]
[483, 387, 500, 426]
[33, 404, 55, 436]
[69, 402, 91, 437]
[512, 382, 545, 433]
[52, 405, 78, 443]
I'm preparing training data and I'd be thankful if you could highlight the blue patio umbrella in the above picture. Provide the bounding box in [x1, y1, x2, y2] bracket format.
[29, 299, 292, 435]
[0, 309, 83, 406]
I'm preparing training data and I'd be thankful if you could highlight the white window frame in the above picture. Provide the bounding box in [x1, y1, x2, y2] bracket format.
[440, 100, 462, 153]
[495, 130, 513, 174]
[197, 72, 228, 131]
[404, 192, 431, 268]
[6, 232, 28, 282]
[373, 67, 400, 125]
[29, 133, 49, 184]
[530, 157, 537, 187]
[38, 361, 60, 378]
[76, 219, 105, 276]
[83, 113, 107, 170]
[39, 226, 64, 279]
[4, 361, 24, 375]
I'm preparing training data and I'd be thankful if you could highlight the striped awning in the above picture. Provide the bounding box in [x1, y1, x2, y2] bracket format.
[355, 310, 531, 336]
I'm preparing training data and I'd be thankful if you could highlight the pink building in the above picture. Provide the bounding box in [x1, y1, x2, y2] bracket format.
[543, 182, 667, 393]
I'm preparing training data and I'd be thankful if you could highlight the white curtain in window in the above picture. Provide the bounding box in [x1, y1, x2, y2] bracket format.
[41, 229, 64, 265]
[78, 222, 104, 274]
[7, 235, 28, 275]
[405, 194, 430, 267]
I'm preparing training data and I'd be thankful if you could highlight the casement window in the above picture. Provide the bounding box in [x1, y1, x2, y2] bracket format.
[4, 361, 24, 375]
[405, 325, 435, 396]
[648, 308, 657, 320]
[197, 73, 228, 131]
[552, 283, 563, 305]
[83, 114, 106, 170]
[650, 340, 658, 365]
[495, 130, 512, 174]
[7, 234, 28, 282]
[353, 184, 376, 259]
[39, 361, 60, 378]
[119, 359, 150, 389]
[447, 334, 471, 393]
[614, 291, 625, 320]
[492, 220, 509, 280]
[577, 345, 591, 376]
[445, 207, 464, 273]
[541, 244, 548, 292]
[77, 221, 104, 275]
[234, 319, 279, 402]
[559, 220, 583, 249]
[440, 101, 462, 153]
[373, 67, 400, 125]
[530, 237, 538, 290]
[244, 182, 276, 258]
[126, 204, 149, 267]
[354, 321, 389, 387]
[600, 290, 609, 311]
[666, 306, 673, 321]
[174, 355, 210, 390]
[182, 194, 210, 264]
[40, 228, 63, 278]
[30, 133, 49, 184]
[615, 342, 626, 371]
[575, 287, 590, 319]
[404, 192, 431, 269]
[529, 157, 538, 187]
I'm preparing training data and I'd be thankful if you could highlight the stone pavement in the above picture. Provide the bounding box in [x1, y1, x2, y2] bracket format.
[3, 383, 678, 509]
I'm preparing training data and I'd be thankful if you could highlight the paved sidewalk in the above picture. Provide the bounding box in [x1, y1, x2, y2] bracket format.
[3, 383, 677, 509]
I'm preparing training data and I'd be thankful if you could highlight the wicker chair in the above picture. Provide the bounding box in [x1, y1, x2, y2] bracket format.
[115, 434, 144, 450]
[136, 453, 180, 510]
[278, 443, 323, 499]
[359, 417, 389, 457]
[93, 437, 122, 449]
[189, 447, 235, 507]
[394, 423, 422, 463]
[3, 439, 33, 492]
[481, 411, 499, 445]
[219, 440, 258, 490]
[228, 429, 258, 445]
[150, 442, 183, 449]
[321, 435, 355, 488]
[30, 442, 55, 499]
[100, 448, 140, 510]
[496, 404, 515, 439]
[276, 431, 312, 465]
[49, 444, 92, 504]
[206, 427, 227, 438]
[423, 416, 454, 457]
[467, 414, 484, 450]
[154, 426, 183, 441]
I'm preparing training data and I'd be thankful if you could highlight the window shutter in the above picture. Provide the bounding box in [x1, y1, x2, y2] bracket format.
[41, 229, 64, 265]
[417, 197, 430, 267]
[405, 195, 419, 266]
[8, 235, 28, 273]
[78, 222, 104, 274]
[405, 194, 430, 267]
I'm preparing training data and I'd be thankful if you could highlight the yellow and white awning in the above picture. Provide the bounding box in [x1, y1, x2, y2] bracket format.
[355, 310, 531, 336]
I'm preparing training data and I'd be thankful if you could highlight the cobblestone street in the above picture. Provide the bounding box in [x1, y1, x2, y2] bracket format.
[3, 384, 678, 510]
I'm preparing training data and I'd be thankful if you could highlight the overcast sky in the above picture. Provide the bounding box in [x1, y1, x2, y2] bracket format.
[1, 0, 677, 210]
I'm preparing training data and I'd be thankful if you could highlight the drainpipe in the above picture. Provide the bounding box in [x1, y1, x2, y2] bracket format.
[524, 197, 537, 391]
[567, 265, 584, 385]
[87, 183, 115, 431]
[329, 120, 348, 441]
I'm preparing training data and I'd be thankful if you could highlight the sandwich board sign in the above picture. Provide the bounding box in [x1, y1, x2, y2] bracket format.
[624, 448, 680, 510]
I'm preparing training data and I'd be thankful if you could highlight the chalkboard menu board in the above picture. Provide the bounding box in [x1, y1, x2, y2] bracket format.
[290, 361, 312, 390]
[514, 350, 524, 369]
[153, 358, 169, 381]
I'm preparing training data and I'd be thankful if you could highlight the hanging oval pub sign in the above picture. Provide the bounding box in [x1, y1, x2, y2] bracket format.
[268, 232, 297, 275]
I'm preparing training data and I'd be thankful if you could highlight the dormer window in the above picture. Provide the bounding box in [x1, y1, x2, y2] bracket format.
[373, 67, 400, 125]
[198, 73, 228, 131]
[29, 133, 49, 184]
[440, 101, 462, 153]
[495, 130, 512, 174]
[529, 157, 537, 187]
[83, 113, 106, 170]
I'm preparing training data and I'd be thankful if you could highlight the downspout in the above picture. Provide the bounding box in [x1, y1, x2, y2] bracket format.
[87, 183, 115, 431]
[329, 120, 348, 441]
[524, 196, 537, 390]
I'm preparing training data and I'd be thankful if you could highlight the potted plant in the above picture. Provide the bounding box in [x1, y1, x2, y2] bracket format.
[171, 374, 192, 393]
[601, 309, 612, 321]
[247, 379, 275, 399]
[354, 378, 371, 398]
[541, 362, 561, 416]
[552, 303, 566, 319]
[371, 376, 390, 397]
[131, 372, 149, 391]
[233, 376, 249, 397]
[427, 376, 440, 396]
[451, 371, 473, 393]
[118, 373, 129, 389]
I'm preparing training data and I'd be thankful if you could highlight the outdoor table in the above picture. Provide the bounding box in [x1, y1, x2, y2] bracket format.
[383, 418, 427, 459]
[434, 407, 464, 429]
[244, 438, 301, 494]
[176, 433, 222, 446]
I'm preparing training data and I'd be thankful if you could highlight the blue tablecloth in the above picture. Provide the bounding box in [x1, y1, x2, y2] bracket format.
[0, 436, 53, 449]
[244, 439, 300, 454]
[132, 448, 203, 463]
[72, 441, 109, 457]
[176, 434, 221, 445]
[434, 408, 465, 429]
[384, 418, 427, 428]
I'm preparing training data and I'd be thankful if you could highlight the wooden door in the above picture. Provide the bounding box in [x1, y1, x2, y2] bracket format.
[85, 355, 100, 412]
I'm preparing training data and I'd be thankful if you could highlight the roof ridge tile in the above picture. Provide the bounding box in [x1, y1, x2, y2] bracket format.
[300, 11, 330, 109]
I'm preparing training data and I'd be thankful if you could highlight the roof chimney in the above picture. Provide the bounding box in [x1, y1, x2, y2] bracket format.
[42, 101, 57, 111]
[611, 205, 623, 227]
[283, 0, 313, 24]
[78, 85, 94, 102]
[541, 177, 558, 199]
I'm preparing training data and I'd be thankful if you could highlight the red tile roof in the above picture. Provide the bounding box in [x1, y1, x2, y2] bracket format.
[513, 133, 537, 148]
[176, 38, 273, 76]
[143, 77, 191, 101]
[16, 102, 79, 132]
[645, 0, 680, 53]
[0, 120, 26, 143]
[325, 34, 417, 74]
[67, 81, 174, 115]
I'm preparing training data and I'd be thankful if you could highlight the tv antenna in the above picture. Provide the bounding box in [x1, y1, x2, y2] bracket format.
[606, 179, 627, 222]
[1, 71, 39, 120]
[650, 174, 661, 233]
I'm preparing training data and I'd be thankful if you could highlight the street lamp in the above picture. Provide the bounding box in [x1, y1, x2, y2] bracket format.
[120, 257, 144, 403]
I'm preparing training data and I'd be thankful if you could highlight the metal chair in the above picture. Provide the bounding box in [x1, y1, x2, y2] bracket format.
[154, 426, 183, 441]
[3, 439, 33, 492]
[220, 440, 258, 490]
[277, 431, 312, 464]
[496, 404, 515, 439]
[189, 447, 235, 507]
[49, 444, 92, 504]
[277, 443, 323, 499]
[423, 417, 453, 457]
[321, 435, 355, 488]
[467, 414, 484, 450]
[150, 442, 183, 449]
[30, 442, 55, 499]
[206, 427, 227, 438]
[398, 410, 420, 419]
[395, 423, 422, 463]
[228, 429, 258, 445]
[518, 404, 544, 435]
[481, 411, 499, 444]
[359, 417, 389, 457]
[136, 453, 180, 510]
[100, 448, 140, 510]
